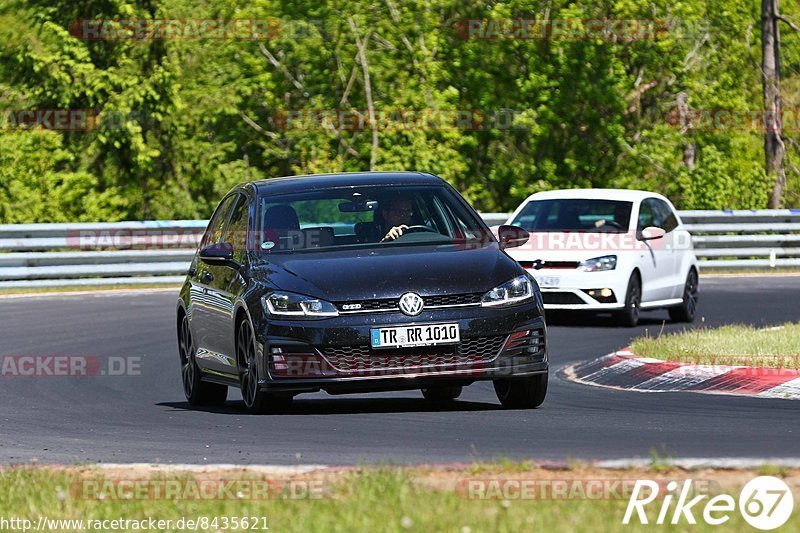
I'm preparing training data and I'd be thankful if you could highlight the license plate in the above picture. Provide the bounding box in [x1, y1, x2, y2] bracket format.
[370, 323, 460, 349]
[535, 276, 560, 289]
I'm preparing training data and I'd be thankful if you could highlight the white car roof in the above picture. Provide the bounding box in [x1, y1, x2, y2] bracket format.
[521, 188, 669, 203]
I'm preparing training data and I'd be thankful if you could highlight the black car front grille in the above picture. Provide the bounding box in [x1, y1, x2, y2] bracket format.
[335, 292, 483, 312]
[542, 292, 586, 305]
[460, 335, 507, 357]
[339, 299, 398, 311]
[320, 335, 506, 374]
[424, 293, 483, 306]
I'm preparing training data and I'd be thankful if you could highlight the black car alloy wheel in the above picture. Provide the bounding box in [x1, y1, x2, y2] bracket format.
[179, 314, 227, 406]
[238, 319, 260, 409]
[238, 318, 292, 413]
[179, 314, 195, 398]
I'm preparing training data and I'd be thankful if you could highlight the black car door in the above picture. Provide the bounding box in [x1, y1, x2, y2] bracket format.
[191, 193, 237, 373]
[210, 193, 251, 374]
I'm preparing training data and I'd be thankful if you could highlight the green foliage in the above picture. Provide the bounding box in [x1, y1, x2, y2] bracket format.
[0, 0, 798, 222]
[676, 140, 769, 209]
[0, 130, 128, 221]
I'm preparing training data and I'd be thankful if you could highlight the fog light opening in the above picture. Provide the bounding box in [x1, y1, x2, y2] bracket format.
[502, 330, 531, 352]
[582, 288, 617, 303]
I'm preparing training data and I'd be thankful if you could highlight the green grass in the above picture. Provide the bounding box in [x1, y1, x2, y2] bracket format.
[632, 323, 800, 368]
[467, 456, 538, 474]
[0, 467, 789, 532]
[647, 447, 677, 473]
[757, 464, 790, 477]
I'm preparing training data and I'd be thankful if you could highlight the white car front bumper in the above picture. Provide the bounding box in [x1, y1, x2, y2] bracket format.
[526, 267, 630, 310]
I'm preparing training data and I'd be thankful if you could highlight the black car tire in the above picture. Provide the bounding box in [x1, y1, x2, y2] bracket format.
[179, 314, 227, 406]
[421, 385, 462, 402]
[615, 273, 641, 327]
[669, 269, 699, 323]
[237, 319, 293, 414]
[493, 373, 548, 409]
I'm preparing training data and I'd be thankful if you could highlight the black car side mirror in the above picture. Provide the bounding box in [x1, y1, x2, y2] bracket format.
[199, 242, 239, 268]
[497, 225, 530, 249]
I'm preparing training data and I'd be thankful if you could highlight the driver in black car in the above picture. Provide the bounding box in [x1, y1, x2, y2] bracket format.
[380, 196, 415, 241]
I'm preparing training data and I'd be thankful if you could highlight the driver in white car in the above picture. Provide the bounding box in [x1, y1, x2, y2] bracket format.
[594, 203, 632, 231]
[380, 196, 415, 241]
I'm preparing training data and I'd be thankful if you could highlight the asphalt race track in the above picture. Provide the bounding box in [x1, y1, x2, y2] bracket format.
[1, 276, 798, 465]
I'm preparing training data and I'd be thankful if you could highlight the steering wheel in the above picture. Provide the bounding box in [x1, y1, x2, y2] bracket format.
[598, 220, 624, 230]
[403, 225, 439, 234]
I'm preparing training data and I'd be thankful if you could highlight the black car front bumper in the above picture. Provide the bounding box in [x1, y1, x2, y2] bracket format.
[252, 303, 547, 394]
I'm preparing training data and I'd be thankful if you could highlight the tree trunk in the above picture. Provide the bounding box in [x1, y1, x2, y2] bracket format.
[349, 19, 378, 171]
[762, 0, 787, 208]
[677, 92, 696, 170]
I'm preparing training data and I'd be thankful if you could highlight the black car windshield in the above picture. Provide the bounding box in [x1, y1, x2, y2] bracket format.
[510, 199, 633, 233]
[255, 185, 487, 254]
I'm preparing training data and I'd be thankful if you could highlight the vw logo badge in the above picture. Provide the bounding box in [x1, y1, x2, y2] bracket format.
[398, 292, 424, 316]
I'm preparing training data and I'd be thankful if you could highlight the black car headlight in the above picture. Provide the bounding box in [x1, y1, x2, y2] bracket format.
[578, 255, 617, 272]
[262, 291, 339, 318]
[481, 275, 534, 307]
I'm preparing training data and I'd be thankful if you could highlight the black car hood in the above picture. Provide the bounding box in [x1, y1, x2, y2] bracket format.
[251, 243, 522, 301]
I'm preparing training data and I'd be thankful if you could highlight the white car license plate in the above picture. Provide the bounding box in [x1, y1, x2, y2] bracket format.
[535, 276, 560, 289]
[370, 323, 460, 349]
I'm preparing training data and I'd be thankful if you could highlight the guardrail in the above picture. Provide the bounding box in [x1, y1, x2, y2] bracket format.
[0, 210, 798, 288]
[680, 209, 800, 269]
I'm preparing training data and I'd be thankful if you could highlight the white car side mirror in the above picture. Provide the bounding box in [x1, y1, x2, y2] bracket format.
[639, 226, 665, 241]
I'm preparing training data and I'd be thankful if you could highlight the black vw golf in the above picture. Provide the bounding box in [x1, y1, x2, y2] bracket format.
[177, 172, 548, 412]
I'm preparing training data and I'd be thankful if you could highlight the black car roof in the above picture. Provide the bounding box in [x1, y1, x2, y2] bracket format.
[250, 171, 445, 196]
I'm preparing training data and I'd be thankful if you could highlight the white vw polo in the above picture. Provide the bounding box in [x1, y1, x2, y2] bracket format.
[503, 189, 699, 326]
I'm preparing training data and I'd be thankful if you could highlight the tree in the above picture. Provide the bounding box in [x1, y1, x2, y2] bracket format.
[762, 0, 786, 208]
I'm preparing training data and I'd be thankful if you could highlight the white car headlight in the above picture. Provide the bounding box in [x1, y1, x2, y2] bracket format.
[481, 275, 534, 307]
[262, 291, 339, 318]
[578, 255, 617, 272]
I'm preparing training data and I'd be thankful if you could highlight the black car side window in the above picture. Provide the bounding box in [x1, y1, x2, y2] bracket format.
[200, 194, 237, 248]
[224, 193, 250, 263]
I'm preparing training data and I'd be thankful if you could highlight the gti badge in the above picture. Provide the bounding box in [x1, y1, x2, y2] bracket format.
[398, 292, 424, 316]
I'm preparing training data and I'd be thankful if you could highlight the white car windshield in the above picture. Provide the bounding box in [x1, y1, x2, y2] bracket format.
[511, 199, 633, 233]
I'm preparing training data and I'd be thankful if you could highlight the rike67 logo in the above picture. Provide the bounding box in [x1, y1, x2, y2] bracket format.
[623, 476, 794, 530]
